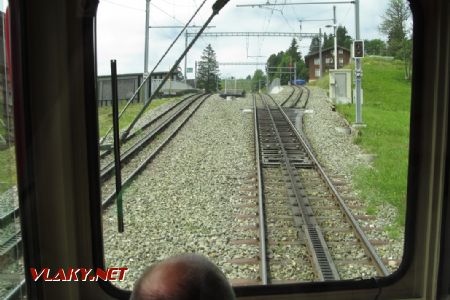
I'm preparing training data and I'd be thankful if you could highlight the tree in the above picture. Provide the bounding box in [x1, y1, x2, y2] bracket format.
[266, 39, 309, 84]
[287, 38, 301, 63]
[267, 51, 284, 82]
[379, 0, 410, 56]
[196, 44, 220, 92]
[251, 69, 266, 92]
[296, 59, 309, 81]
[364, 39, 387, 56]
[335, 26, 352, 49]
[308, 35, 320, 54]
[379, 0, 412, 79]
[322, 33, 333, 49]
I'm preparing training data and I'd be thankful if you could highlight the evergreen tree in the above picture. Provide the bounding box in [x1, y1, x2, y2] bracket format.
[319, 26, 352, 51]
[308, 35, 320, 54]
[196, 44, 220, 92]
[323, 33, 333, 49]
[287, 38, 301, 62]
[336, 26, 353, 49]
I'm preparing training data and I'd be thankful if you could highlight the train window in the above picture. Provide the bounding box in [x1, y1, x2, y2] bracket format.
[95, 0, 414, 295]
[0, 7, 25, 299]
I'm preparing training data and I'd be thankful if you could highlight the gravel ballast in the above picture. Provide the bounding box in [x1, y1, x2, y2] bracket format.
[103, 95, 256, 289]
[97, 86, 402, 286]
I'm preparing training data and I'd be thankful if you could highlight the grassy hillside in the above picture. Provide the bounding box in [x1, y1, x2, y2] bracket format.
[317, 57, 411, 235]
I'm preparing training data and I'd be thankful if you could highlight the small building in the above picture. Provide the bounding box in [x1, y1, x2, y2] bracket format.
[96, 70, 194, 105]
[149, 71, 183, 81]
[304, 46, 351, 81]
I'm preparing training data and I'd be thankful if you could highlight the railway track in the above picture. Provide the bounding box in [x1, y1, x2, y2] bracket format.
[0, 93, 210, 299]
[230, 92, 388, 285]
[99, 93, 206, 181]
[280, 86, 309, 108]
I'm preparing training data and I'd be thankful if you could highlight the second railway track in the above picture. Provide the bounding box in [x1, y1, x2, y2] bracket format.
[0, 93, 211, 288]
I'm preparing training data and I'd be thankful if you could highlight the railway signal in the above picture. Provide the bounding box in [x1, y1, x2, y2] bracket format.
[353, 40, 364, 58]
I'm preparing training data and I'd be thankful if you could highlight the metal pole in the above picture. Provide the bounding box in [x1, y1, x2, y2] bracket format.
[195, 60, 197, 88]
[122, 5, 229, 140]
[354, 0, 363, 124]
[184, 30, 188, 83]
[319, 28, 323, 78]
[294, 62, 297, 82]
[144, 0, 150, 74]
[111, 60, 124, 233]
[144, 0, 151, 101]
[333, 5, 337, 70]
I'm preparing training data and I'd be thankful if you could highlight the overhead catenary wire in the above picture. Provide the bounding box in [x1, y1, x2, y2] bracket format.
[151, 2, 185, 25]
[120, 0, 230, 141]
[101, 0, 144, 12]
[100, 0, 209, 145]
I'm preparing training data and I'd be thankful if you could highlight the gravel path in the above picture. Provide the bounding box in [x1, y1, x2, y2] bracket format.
[301, 86, 404, 272]
[103, 95, 255, 289]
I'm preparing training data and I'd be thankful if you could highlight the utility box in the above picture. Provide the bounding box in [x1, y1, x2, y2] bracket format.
[329, 69, 352, 104]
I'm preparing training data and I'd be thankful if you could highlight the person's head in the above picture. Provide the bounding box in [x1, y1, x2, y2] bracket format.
[130, 254, 236, 300]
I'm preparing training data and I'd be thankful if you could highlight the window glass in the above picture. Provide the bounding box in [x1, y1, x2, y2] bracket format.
[96, 0, 412, 291]
[0, 7, 26, 299]
[315, 68, 321, 77]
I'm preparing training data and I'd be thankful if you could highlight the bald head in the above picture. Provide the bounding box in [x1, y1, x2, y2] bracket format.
[130, 254, 236, 300]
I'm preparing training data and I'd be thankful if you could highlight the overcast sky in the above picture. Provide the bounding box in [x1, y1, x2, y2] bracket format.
[2, 0, 394, 78]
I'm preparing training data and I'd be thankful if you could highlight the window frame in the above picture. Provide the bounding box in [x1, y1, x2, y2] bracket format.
[10, 0, 450, 299]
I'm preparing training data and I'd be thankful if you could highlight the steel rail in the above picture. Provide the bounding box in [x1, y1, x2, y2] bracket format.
[99, 0, 211, 145]
[102, 94, 211, 207]
[280, 86, 296, 106]
[100, 94, 203, 180]
[0, 208, 18, 228]
[302, 86, 311, 108]
[4, 279, 26, 300]
[0, 95, 211, 281]
[0, 94, 204, 229]
[0, 230, 21, 257]
[267, 94, 390, 276]
[290, 86, 304, 108]
[99, 93, 203, 160]
[252, 94, 269, 285]
[259, 93, 340, 281]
